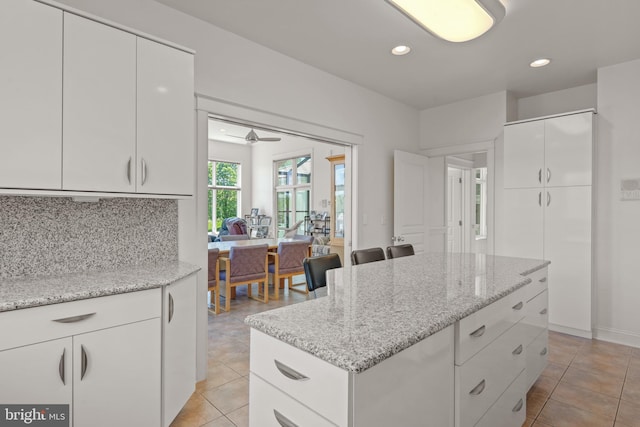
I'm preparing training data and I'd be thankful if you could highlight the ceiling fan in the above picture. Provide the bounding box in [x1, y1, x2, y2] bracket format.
[240, 128, 281, 143]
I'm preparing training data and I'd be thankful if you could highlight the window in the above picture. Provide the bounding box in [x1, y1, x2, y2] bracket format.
[274, 156, 311, 236]
[208, 161, 241, 232]
[474, 167, 487, 239]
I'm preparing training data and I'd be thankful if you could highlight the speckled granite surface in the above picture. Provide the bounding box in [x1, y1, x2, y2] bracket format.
[0, 196, 178, 279]
[0, 261, 199, 312]
[246, 253, 549, 373]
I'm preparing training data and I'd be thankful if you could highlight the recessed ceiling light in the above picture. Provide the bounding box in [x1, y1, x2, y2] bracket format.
[219, 128, 226, 132]
[530, 58, 551, 68]
[391, 45, 411, 56]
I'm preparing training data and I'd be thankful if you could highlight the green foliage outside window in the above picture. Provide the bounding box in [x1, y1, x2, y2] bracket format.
[208, 161, 240, 232]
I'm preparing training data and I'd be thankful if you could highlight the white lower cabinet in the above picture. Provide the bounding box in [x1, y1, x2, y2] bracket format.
[474, 370, 527, 427]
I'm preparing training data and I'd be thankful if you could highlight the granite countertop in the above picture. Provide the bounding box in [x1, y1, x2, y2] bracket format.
[0, 261, 200, 312]
[245, 253, 549, 374]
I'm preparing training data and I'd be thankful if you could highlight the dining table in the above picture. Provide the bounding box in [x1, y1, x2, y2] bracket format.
[207, 237, 301, 256]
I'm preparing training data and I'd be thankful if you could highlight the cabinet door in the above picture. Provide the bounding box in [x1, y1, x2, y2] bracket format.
[74, 319, 161, 427]
[544, 186, 592, 333]
[0, 0, 62, 190]
[0, 338, 72, 408]
[496, 188, 544, 259]
[63, 13, 136, 192]
[503, 120, 544, 189]
[163, 276, 196, 426]
[137, 38, 194, 195]
[545, 112, 593, 187]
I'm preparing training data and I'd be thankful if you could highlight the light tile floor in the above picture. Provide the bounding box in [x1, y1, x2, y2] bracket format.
[171, 285, 640, 427]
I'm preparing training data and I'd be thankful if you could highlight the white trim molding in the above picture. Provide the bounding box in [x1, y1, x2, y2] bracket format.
[594, 327, 640, 349]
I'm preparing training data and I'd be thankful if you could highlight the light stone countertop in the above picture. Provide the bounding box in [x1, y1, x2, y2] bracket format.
[245, 253, 549, 373]
[0, 261, 200, 312]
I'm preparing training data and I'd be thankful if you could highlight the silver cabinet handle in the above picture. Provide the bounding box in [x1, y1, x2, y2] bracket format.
[538, 168, 542, 183]
[547, 168, 551, 183]
[512, 344, 523, 355]
[52, 313, 96, 323]
[540, 347, 548, 356]
[512, 301, 524, 311]
[512, 398, 524, 412]
[470, 325, 486, 338]
[168, 292, 175, 324]
[141, 158, 147, 185]
[547, 192, 551, 207]
[538, 191, 542, 206]
[126, 157, 132, 184]
[540, 308, 548, 315]
[81, 345, 88, 380]
[539, 277, 547, 283]
[59, 349, 66, 385]
[469, 379, 486, 395]
[274, 360, 309, 381]
[274, 410, 298, 427]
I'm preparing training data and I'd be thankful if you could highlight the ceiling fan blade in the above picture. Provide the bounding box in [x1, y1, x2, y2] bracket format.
[258, 137, 282, 141]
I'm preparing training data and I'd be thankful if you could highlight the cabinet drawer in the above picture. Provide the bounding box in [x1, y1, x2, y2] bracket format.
[455, 286, 527, 365]
[526, 330, 549, 390]
[0, 289, 161, 351]
[455, 322, 526, 427]
[250, 329, 348, 426]
[474, 370, 526, 427]
[249, 373, 337, 427]
[525, 267, 548, 302]
[522, 290, 548, 347]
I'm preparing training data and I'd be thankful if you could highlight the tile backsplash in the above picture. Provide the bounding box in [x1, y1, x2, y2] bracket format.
[0, 196, 178, 279]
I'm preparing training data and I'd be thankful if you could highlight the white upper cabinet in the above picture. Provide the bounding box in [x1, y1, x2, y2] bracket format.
[503, 120, 544, 189]
[0, 0, 62, 190]
[545, 113, 593, 187]
[137, 38, 194, 196]
[63, 13, 137, 193]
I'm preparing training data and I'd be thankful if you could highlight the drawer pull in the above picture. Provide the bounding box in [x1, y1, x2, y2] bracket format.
[512, 344, 523, 355]
[274, 409, 298, 427]
[540, 308, 548, 315]
[168, 292, 175, 323]
[539, 277, 547, 283]
[512, 398, 524, 412]
[469, 379, 486, 396]
[470, 325, 486, 338]
[540, 347, 548, 356]
[52, 313, 96, 323]
[512, 301, 524, 311]
[58, 349, 66, 385]
[274, 360, 309, 381]
[81, 345, 89, 380]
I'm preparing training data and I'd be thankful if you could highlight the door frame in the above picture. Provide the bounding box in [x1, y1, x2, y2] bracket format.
[446, 162, 472, 254]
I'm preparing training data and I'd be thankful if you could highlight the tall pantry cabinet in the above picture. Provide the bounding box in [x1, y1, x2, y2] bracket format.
[498, 111, 594, 337]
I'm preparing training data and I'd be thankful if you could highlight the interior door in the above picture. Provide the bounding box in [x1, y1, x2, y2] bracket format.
[393, 150, 429, 254]
[447, 167, 464, 254]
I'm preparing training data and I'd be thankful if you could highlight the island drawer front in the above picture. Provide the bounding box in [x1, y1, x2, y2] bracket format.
[250, 329, 349, 426]
[455, 322, 526, 427]
[455, 285, 527, 365]
[526, 330, 549, 390]
[0, 289, 161, 351]
[525, 267, 548, 302]
[249, 373, 337, 427]
[522, 290, 549, 347]
[474, 369, 526, 427]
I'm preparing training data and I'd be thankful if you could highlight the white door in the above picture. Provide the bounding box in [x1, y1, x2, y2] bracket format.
[497, 188, 544, 259]
[63, 13, 136, 192]
[503, 120, 545, 189]
[163, 276, 196, 426]
[74, 319, 161, 427]
[393, 150, 429, 254]
[137, 38, 194, 195]
[0, 0, 62, 190]
[545, 112, 593, 187]
[544, 186, 592, 333]
[447, 167, 464, 254]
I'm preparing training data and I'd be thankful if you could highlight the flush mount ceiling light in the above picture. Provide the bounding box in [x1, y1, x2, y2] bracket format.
[530, 58, 551, 68]
[385, 0, 506, 43]
[391, 45, 411, 55]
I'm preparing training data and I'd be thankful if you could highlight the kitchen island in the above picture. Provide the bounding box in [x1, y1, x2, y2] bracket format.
[246, 253, 550, 427]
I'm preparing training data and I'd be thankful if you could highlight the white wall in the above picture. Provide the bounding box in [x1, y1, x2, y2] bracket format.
[595, 59, 640, 346]
[208, 140, 252, 218]
[517, 84, 597, 120]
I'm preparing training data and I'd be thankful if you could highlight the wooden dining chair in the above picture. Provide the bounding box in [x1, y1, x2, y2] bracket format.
[386, 244, 415, 259]
[350, 247, 386, 265]
[218, 244, 269, 311]
[268, 240, 312, 298]
[207, 248, 221, 314]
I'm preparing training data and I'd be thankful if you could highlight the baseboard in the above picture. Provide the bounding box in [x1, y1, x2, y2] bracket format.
[594, 327, 640, 349]
[548, 323, 593, 339]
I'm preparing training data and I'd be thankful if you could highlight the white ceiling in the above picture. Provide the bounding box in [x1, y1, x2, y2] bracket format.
[156, 0, 640, 110]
